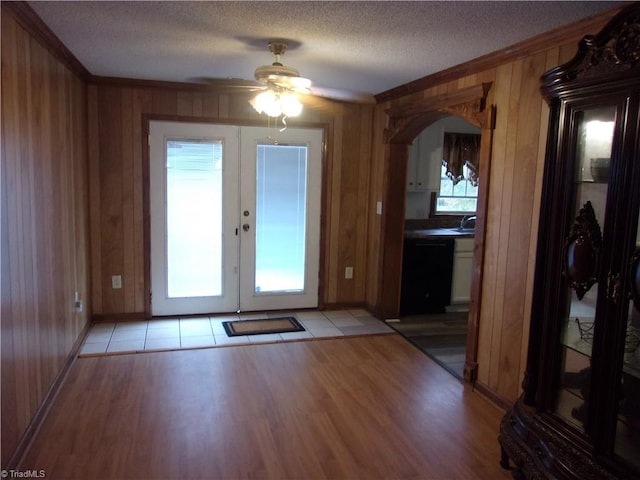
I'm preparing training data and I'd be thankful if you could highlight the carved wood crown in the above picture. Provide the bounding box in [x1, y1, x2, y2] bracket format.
[383, 82, 493, 144]
[541, 3, 640, 94]
[564, 201, 603, 300]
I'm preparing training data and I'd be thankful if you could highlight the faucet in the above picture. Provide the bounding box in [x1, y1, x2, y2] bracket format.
[459, 215, 477, 230]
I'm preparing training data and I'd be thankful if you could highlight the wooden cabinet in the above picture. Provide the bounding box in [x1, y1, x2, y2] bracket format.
[499, 4, 640, 479]
[406, 132, 432, 192]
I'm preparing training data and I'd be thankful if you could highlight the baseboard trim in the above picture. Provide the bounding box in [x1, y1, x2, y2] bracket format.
[322, 302, 373, 313]
[91, 311, 147, 322]
[6, 321, 91, 471]
[473, 380, 512, 411]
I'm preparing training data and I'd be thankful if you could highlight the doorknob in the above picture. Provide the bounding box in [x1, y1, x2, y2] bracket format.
[242, 223, 250, 232]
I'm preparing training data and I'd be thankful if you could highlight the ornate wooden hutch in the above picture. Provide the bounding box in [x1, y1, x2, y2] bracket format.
[499, 3, 640, 479]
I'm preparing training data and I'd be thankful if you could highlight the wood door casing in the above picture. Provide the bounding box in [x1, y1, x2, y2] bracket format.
[379, 83, 495, 383]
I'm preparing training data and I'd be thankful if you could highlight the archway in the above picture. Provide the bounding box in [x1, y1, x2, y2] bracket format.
[379, 83, 495, 382]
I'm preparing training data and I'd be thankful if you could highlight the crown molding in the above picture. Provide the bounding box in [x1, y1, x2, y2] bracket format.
[375, 4, 628, 103]
[3, 1, 629, 104]
[2, 1, 90, 80]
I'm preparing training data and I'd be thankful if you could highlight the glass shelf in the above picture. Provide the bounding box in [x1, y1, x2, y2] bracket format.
[560, 316, 640, 379]
[560, 317, 595, 358]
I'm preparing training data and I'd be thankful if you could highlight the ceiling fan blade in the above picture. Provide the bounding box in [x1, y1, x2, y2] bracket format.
[297, 94, 347, 115]
[309, 85, 376, 105]
[193, 77, 265, 92]
[264, 74, 312, 93]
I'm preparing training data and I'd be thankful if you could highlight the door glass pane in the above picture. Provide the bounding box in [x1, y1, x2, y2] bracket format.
[166, 140, 223, 297]
[255, 144, 308, 293]
[615, 215, 640, 469]
[555, 106, 615, 430]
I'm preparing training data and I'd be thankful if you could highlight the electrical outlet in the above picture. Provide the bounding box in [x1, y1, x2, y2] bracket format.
[345, 266, 354, 279]
[376, 201, 383, 215]
[112, 275, 122, 289]
[74, 291, 83, 312]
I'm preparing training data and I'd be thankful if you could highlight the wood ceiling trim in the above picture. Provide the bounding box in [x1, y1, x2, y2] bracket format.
[2, 1, 90, 80]
[3, 2, 629, 107]
[375, 4, 627, 103]
[88, 75, 215, 90]
[384, 83, 492, 144]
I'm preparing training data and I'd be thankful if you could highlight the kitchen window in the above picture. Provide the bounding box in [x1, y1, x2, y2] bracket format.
[435, 132, 480, 214]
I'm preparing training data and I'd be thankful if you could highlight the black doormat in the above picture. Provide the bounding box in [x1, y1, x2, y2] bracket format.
[222, 317, 305, 337]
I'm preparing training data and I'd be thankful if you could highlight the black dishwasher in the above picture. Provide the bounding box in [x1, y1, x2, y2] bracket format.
[400, 237, 455, 315]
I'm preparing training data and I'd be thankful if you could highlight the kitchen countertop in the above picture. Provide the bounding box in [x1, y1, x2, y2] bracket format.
[404, 228, 475, 239]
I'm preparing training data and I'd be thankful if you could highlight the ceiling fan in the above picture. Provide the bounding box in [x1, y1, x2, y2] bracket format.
[253, 41, 312, 94]
[205, 41, 375, 118]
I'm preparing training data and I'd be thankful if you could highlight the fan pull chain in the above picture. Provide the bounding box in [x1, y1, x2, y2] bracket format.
[279, 116, 288, 132]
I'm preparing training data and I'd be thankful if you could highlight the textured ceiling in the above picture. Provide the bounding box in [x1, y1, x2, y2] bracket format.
[28, 1, 626, 99]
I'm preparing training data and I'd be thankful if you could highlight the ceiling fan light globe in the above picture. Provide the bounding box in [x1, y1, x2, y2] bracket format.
[250, 88, 303, 118]
[280, 92, 303, 117]
[264, 104, 282, 117]
[248, 96, 262, 114]
[250, 90, 279, 117]
[288, 76, 311, 91]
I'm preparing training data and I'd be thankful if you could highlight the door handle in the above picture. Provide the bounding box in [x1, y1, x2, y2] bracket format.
[242, 223, 250, 232]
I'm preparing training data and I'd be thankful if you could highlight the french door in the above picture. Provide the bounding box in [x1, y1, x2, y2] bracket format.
[149, 121, 323, 316]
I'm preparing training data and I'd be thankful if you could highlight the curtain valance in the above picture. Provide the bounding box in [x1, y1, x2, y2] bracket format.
[442, 133, 481, 186]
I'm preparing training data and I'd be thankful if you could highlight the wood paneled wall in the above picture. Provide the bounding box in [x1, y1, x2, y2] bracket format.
[1, 1, 623, 467]
[1, 11, 90, 467]
[368, 18, 615, 404]
[88, 83, 374, 316]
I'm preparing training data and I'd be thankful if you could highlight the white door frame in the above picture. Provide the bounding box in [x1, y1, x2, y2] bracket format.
[149, 121, 240, 316]
[148, 120, 324, 316]
[238, 126, 323, 312]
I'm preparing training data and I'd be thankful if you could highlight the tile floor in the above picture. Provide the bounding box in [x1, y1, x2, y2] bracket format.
[79, 309, 395, 357]
[391, 312, 468, 379]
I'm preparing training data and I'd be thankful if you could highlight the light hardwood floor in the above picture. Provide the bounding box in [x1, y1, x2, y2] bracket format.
[20, 334, 511, 479]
